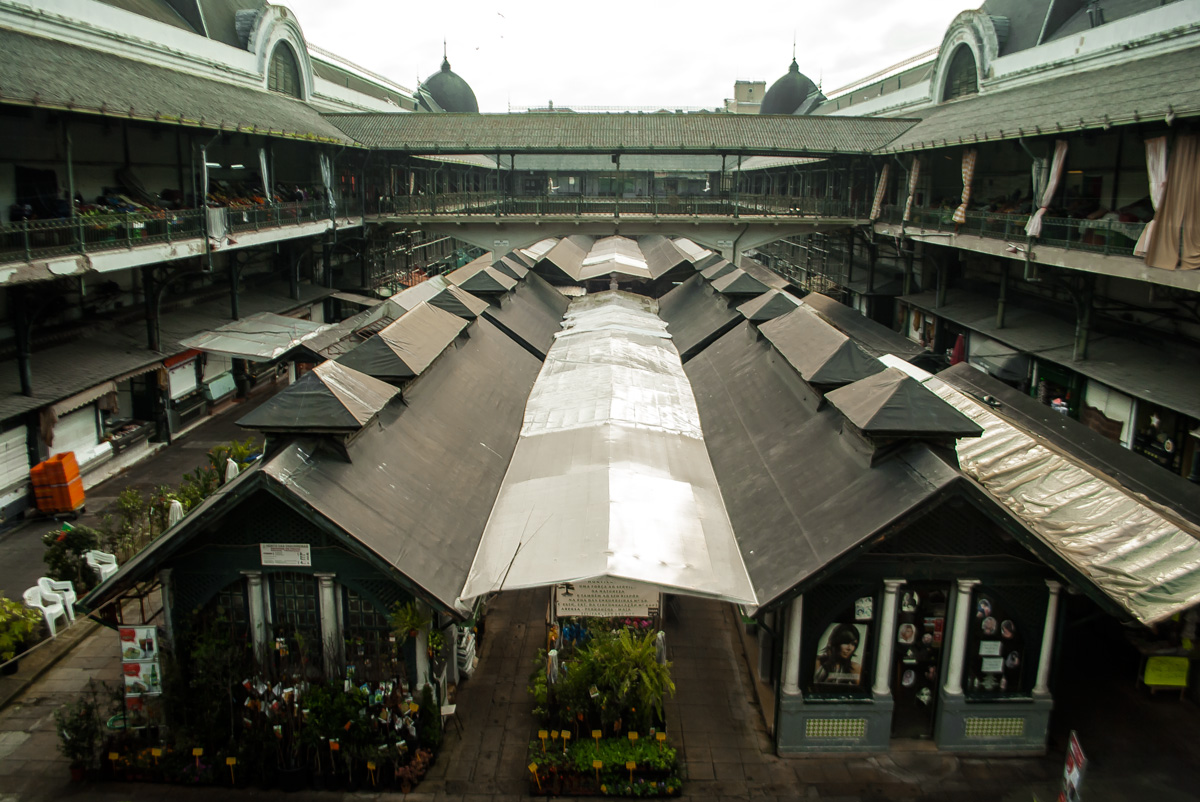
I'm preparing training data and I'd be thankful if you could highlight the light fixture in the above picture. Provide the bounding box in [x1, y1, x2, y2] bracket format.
[230, 164, 245, 170]
[204, 162, 222, 168]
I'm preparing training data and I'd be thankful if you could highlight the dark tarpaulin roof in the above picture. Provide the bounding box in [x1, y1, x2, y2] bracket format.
[391, 276, 490, 319]
[492, 254, 530, 280]
[800, 292, 925, 360]
[237, 360, 400, 434]
[701, 259, 737, 281]
[0, 28, 357, 145]
[657, 274, 742, 362]
[446, 256, 518, 294]
[287, 300, 405, 361]
[693, 253, 726, 272]
[640, 235, 693, 280]
[880, 47, 1200, 153]
[737, 289, 802, 322]
[685, 322, 961, 609]
[336, 302, 469, 382]
[482, 272, 569, 359]
[711, 269, 770, 296]
[263, 315, 543, 611]
[758, 305, 885, 387]
[537, 235, 594, 283]
[738, 259, 792, 291]
[826, 367, 983, 438]
[322, 111, 919, 155]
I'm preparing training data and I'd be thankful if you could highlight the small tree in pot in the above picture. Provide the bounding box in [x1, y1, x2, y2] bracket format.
[55, 688, 103, 781]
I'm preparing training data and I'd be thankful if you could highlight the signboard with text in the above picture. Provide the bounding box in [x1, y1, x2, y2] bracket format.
[260, 543, 312, 567]
[555, 578, 661, 619]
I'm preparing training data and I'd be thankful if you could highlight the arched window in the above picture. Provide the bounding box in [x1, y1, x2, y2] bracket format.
[942, 46, 978, 102]
[268, 42, 303, 99]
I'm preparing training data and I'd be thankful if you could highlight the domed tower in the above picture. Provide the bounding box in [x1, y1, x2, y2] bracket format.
[416, 47, 479, 113]
[760, 58, 824, 115]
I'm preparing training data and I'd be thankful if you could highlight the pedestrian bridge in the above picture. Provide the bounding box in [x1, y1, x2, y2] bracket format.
[367, 193, 870, 259]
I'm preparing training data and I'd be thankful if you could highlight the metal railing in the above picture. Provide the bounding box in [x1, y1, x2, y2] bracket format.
[877, 205, 1146, 258]
[1, 198, 354, 265]
[375, 193, 869, 220]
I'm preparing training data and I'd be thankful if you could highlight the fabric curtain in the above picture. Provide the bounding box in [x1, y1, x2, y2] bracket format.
[903, 157, 922, 223]
[1144, 133, 1200, 270]
[258, 148, 271, 203]
[869, 163, 891, 221]
[952, 149, 978, 224]
[1025, 140, 1068, 237]
[1134, 137, 1168, 257]
[319, 153, 336, 215]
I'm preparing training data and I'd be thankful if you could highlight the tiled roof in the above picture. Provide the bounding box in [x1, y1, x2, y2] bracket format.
[0, 27, 359, 145]
[881, 46, 1200, 153]
[323, 111, 918, 155]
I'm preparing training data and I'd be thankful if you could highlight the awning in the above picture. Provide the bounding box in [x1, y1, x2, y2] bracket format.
[889, 355, 1200, 625]
[460, 291, 756, 607]
[49, 381, 117, 418]
[180, 312, 331, 361]
[968, 333, 1030, 383]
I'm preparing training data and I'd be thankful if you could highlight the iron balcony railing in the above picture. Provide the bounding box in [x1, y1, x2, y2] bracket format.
[375, 193, 870, 220]
[877, 205, 1146, 258]
[0, 199, 356, 266]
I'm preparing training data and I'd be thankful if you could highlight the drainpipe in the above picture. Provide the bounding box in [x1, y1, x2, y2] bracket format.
[12, 286, 33, 396]
[1072, 275, 1094, 361]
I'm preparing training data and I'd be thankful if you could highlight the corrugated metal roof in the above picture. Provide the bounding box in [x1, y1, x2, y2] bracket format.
[323, 111, 918, 155]
[0, 27, 358, 145]
[880, 46, 1200, 153]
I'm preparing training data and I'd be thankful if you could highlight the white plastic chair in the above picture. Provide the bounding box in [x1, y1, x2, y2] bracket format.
[38, 577, 77, 622]
[22, 586, 66, 638]
[86, 550, 118, 582]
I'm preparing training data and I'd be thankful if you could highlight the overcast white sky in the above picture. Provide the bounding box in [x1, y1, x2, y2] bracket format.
[281, 0, 974, 112]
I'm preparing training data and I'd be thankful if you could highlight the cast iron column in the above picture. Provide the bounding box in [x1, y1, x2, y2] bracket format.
[243, 570, 268, 666]
[782, 595, 803, 695]
[872, 579, 905, 697]
[1032, 580, 1063, 696]
[316, 573, 342, 678]
[944, 578, 981, 695]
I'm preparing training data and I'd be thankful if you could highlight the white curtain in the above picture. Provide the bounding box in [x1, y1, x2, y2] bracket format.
[903, 156, 921, 223]
[319, 153, 336, 215]
[952, 149, 978, 224]
[258, 148, 271, 203]
[1134, 136, 1168, 257]
[869, 163, 891, 221]
[1025, 140, 1068, 237]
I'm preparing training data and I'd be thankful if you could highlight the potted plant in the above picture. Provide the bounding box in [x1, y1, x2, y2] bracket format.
[388, 601, 431, 643]
[55, 694, 102, 781]
[0, 592, 43, 674]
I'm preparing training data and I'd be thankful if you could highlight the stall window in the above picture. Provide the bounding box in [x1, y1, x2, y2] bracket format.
[965, 587, 1030, 698]
[806, 588, 877, 698]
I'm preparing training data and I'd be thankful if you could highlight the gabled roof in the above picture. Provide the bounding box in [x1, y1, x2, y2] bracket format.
[657, 274, 743, 362]
[0, 27, 357, 145]
[237, 360, 400, 434]
[738, 258, 792, 291]
[693, 253, 726, 272]
[881, 46, 1200, 153]
[711, 269, 770, 296]
[639, 235, 693, 280]
[578, 236, 652, 281]
[286, 300, 405, 362]
[737, 289, 802, 322]
[800, 293, 925, 360]
[825, 367, 982, 438]
[322, 111, 919, 155]
[700, 259, 737, 281]
[481, 272, 570, 359]
[180, 311, 331, 361]
[336, 302, 469, 382]
[758, 306, 885, 387]
[446, 257, 518, 294]
[671, 237, 712, 262]
[492, 253, 530, 280]
[389, 275, 490, 319]
[537, 235, 595, 283]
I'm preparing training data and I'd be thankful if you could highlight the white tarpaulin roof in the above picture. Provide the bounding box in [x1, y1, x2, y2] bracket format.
[460, 291, 756, 607]
[180, 312, 331, 361]
[883, 356, 1200, 625]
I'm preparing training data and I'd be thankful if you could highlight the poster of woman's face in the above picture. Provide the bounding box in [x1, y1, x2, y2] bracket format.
[813, 623, 867, 686]
[897, 623, 917, 644]
[977, 598, 993, 619]
[981, 616, 998, 636]
[1001, 620, 1016, 639]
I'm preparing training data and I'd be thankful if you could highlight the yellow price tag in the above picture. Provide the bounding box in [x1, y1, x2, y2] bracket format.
[656, 731, 667, 742]
[528, 762, 540, 774]
[591, 729, 602, 740]
[408, 702, 419, 713]
[108, 752, 119, 761]
[192, 748, 203, 757]
[367, 761, 376, 771]
[151, 748, 162, 757]
[628, 731, 638, 741]
[562, 731, 571, 741]
[550, 729, 559, 740]
[225, 757, 237, 766]
[626, 760, 636, 770]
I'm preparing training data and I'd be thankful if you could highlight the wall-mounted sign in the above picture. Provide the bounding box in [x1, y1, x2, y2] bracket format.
[555, 578, 660, 619]
[260, 543, 312, 567]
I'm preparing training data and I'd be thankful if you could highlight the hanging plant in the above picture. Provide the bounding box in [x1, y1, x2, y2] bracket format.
[388, 601, 431, 645]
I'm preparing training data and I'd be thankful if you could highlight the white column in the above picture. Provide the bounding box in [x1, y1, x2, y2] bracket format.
[242, 571, 267, 665]
[944, 578, 981, 696]
[782, 595, 803, 695]
[315, 573, 342, 677]
[872, 579, 906, 697]
[415, 627, 430, 690]
[1033, 580, 1064, 696]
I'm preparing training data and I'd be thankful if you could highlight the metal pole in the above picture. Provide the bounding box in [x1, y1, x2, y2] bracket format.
[996, 262, 1009, 328]
[12, 287, 33, 397]
[142, 266, 159, 351]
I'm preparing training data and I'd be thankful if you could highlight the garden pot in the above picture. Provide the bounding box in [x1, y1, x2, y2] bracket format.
[69, 765, 85, 783]
[278, 765, 306, 793]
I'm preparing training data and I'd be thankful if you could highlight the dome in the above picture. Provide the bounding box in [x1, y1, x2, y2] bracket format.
[417, 56, 479, 113]
[759, 59, 822, 115]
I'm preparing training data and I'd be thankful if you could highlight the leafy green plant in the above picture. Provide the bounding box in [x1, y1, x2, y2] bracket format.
[41, 524, 100, 591]
[55, 684, 103, 768]
[0, 592, 43, 661]
[388, 601, 430, 644]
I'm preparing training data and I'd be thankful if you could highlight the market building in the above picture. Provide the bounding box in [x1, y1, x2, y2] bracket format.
[2, 0, 1199, 764]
